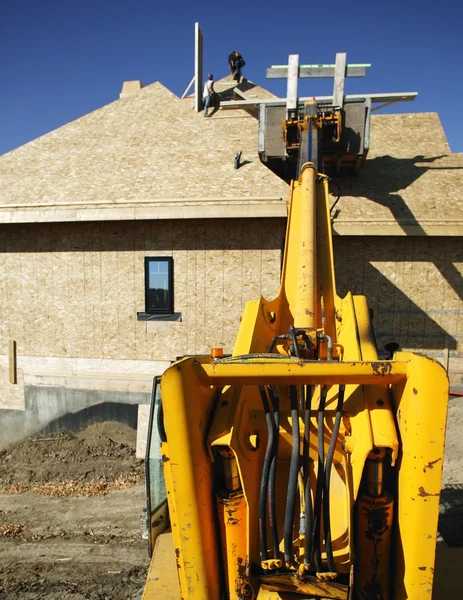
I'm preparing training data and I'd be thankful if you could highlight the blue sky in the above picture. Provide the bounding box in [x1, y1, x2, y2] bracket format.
[1, 0, 462, 155]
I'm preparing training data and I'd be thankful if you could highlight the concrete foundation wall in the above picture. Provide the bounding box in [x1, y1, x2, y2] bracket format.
[1, 385, 150, 449]
[0, 354, 166, 449]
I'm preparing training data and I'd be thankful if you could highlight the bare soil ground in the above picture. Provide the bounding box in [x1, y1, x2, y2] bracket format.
[0, 422, 144, 488]
[0, 422, 148, 599]
[1, 398, 462, 600]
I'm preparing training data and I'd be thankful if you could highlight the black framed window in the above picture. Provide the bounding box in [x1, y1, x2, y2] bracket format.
[144, 257, 173, 314]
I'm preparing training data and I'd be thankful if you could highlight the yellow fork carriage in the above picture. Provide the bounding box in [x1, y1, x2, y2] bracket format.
[142, 164, 448, 600]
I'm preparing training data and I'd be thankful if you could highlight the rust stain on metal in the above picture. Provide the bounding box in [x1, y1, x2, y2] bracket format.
[423, 458, 441, 473]
[371, 362, 393, 377]
[361, 578, 385, 600]
[359, 503, 391, 600]
[175, 547, 181, 569]
[228, 516, 240, 525]
[235, 556, 253, 599]
[223, 497, 241, 525]
[418, 486, 439, 497]
[363, 505, 390, 539]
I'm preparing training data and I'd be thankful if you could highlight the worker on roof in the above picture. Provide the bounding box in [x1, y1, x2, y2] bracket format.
[228, 51, 246, 83]
[203, 74, 215, 117]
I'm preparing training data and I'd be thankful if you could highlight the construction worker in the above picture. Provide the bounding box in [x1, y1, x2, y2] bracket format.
[203, 74, 215, 117]
[228, 51, 246, 82]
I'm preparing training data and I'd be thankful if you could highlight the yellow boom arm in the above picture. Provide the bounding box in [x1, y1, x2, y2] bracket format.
[143, 162, 448, 600]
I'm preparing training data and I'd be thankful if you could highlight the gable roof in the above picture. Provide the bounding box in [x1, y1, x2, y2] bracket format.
[0, 77, 462, 235]
[0, 78, 288, 223]
[333, 112, 463, 235]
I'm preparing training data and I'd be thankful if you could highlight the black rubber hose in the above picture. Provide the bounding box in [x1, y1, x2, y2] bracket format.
[304, 385, 313, 567]
[267, 386, 280, 559]
[284, 385, 300, 565]
[289, 324, 300, 358]
[329, 180, 342, 215]
[323, 385, 345, 573]
[313, 385, 327, 572]
[267, 334, 287, 353]
[259, 385, 274, 561]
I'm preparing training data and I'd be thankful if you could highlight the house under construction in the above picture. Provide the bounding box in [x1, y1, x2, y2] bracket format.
[0, 45, 461, 452]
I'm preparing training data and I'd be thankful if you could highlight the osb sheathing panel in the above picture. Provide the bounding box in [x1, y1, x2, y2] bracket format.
[333, 236, 462, 354]
[0, 223, 461, 374]
[334, 113, 463, 228]
[1, 75, 461, 231]
[0, 220, 284, 362]
[0, 80, 288, 208]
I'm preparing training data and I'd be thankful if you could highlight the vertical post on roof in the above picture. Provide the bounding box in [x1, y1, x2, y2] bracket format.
[194, 23, 203, 112]
[286, 54, 299, 114]
[333, 52, 347, 108]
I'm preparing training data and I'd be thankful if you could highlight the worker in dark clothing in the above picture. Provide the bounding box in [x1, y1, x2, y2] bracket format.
[228, 51, 246, 83]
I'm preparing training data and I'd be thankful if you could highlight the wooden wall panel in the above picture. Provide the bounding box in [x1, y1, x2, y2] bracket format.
[334, 237, 462, 357]
[0, 223, 460, 374]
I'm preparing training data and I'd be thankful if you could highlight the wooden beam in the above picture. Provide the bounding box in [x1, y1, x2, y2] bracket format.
[220, 92, 418, 110]
[363, 97, 372, 153]
[333, 52, 347, 108]
[266, 65, 367, 78]
[181, 75, 195, 100]
[233, 87, 252, 101]
[9, 339, 17, 385]
[370, 99, 410, 112]
[286, 54, 299, 111]
[194, 23, 203, 112]
[258, 105, 266, 156]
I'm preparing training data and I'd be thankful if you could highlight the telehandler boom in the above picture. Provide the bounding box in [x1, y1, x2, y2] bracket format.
[142, 80, 448, 600]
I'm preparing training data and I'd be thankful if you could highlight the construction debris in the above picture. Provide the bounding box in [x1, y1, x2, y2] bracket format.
[0, 524, 25, 538]
[1, 475, 143, 498]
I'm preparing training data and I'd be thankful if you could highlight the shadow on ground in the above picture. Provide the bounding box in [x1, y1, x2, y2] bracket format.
[433, 540, 463, 599]
[433, 485, 463, 598]
[439, 484, 463, 547]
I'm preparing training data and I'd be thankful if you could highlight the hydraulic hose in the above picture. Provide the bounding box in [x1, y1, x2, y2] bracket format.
[284, 385, 300, 566]
[323, 384, 345, 573]
[289, 324, 300, 358]
[313, 385, 327, 572]
[267, 386, 280, 559]
[298, 469, 306, 535]
[267, 334, 287, 354]
[304, 385, 313, 567]
[259, 386, 274, 561]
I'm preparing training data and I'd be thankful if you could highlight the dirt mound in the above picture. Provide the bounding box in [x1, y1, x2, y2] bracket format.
[0, 422, 144, 489]
[78, 421, 137, 448]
